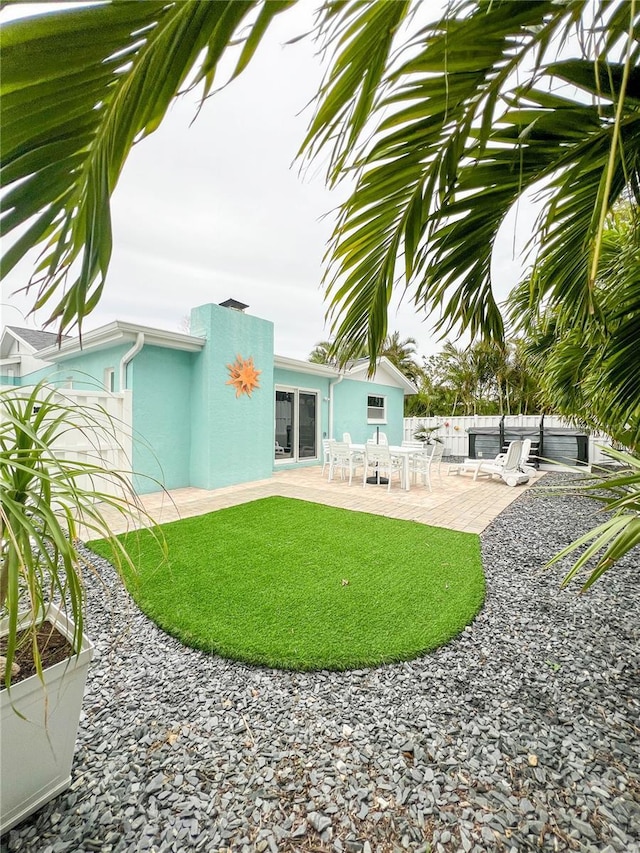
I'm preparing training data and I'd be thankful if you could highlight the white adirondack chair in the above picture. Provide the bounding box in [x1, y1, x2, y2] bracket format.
[473, 440, 530, 487]
[494, 438, 535, 474]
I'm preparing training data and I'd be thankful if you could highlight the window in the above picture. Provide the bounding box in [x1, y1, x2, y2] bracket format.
[367, 395, 386, 423]
[104, 367, 115, 392]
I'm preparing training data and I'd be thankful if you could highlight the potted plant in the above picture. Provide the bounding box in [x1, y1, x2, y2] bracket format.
[0, 382, 157, 833]
[412, 425, 443, 445]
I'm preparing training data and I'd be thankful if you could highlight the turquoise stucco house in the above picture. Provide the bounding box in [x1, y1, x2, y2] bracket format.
[0, 301, 416, 494]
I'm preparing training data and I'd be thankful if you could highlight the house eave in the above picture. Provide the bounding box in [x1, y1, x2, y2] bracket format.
[347, 357, 418, 395]
[37, 321, 206, 361]
[274, 355, 343, 378]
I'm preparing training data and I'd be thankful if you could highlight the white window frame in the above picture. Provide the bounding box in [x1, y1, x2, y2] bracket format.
[104, 367, 115, 392]
[367, 394, 387, 424]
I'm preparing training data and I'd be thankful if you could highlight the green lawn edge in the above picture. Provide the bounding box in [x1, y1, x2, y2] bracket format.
[88, 496, 485, 671]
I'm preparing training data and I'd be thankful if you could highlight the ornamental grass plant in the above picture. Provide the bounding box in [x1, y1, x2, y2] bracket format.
[0, 382, 161, 689]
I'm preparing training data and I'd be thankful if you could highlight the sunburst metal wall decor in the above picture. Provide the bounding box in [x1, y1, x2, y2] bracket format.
[226, 354, 261, 398]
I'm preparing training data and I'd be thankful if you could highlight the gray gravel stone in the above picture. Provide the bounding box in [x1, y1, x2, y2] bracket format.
[4, 474, 639, 852]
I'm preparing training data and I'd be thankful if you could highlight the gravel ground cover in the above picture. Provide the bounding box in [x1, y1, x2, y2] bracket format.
[3, 475, 639, 853]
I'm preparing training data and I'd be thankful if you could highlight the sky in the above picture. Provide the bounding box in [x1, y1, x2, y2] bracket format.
[1, 1, 539, 362]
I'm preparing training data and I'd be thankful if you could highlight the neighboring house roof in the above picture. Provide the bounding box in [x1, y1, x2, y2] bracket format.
[6, 326, 68, 351]
[37, 320, 206, 361]
[1, 325, 69, 359]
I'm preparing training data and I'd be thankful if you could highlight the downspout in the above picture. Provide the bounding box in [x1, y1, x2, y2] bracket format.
[119, 332, 144, 390]
[328, 373, 344, 439]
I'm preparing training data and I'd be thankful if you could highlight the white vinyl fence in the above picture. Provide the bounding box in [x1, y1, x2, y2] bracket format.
[1, 385, 133, 497]
[404, 415, 613, 468]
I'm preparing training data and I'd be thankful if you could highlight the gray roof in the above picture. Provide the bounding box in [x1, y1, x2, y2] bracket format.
[7, 326, 70, 351]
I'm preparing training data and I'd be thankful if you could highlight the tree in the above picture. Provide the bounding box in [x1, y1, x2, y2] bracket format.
[2, 1, 638, 356]
[311, 333, 540, 417]
[316, 0, 640, 361]
[511, 202, 640, 449]
[502, 339, 540, 416]
[431, 341, 496, 415]
[309, 341, 340, 367]
[403, 361, 458, 418]
[308, 331, 421, 382]
[435, 343, 478, 415]
[405, 338, 540, 417]
[379, 332, 422, 384]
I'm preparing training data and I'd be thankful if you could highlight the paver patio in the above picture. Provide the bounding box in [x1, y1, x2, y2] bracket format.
[97, 463, 543, 536]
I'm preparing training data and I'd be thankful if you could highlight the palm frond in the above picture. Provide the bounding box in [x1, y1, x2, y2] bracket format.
[511, 201, 640, 450]
[0, 0, 290, 333]
[547, 448, 640, 591]
[301, 0, 412, 179]
[313, 0, 640, 356]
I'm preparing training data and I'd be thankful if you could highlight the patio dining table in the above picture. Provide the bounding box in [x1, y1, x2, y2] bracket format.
[349, 443, 417, 491]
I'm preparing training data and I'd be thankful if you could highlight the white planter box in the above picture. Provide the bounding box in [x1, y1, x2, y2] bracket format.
[1, 603, 94, 834]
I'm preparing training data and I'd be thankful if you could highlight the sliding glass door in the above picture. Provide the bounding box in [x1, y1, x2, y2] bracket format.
[275, 388, 318, 462]
[275, 390, 295, 459]
[297, 392, 317, 459]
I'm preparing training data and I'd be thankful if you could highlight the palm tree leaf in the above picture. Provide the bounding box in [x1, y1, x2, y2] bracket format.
[301, 0, 412, 178]
[232, 0, 295, 80]
[319, 0, 631, 355]
[0, 0, 291, 332]
[546, 59, 640, 105]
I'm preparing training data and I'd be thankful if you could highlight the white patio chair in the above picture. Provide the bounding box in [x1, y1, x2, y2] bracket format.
[321, 438, 332, 476]
[473, 440, 530, 486]
[342, 432, 352, 444]
[516, 438, 536, 475]
[402, 440, 426, 477]
[401, 440, 425, 451]
[402, 439, 427, 459]
[368, 431, 388, 445]
[328, 441, 363, 485]
[362, 444, 402, 491]
[411, 442, 445, 491]
[402, 440, 427, 472]
[456, 441, 514, 475]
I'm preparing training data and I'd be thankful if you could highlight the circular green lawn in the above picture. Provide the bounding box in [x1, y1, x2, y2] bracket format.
[90, 496, 485, 671]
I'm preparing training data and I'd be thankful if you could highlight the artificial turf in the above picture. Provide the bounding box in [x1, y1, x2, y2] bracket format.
[88, 496, 485, 671]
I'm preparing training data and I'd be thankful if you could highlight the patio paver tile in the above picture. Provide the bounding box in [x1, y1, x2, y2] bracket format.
[91, 465, 541, 538]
